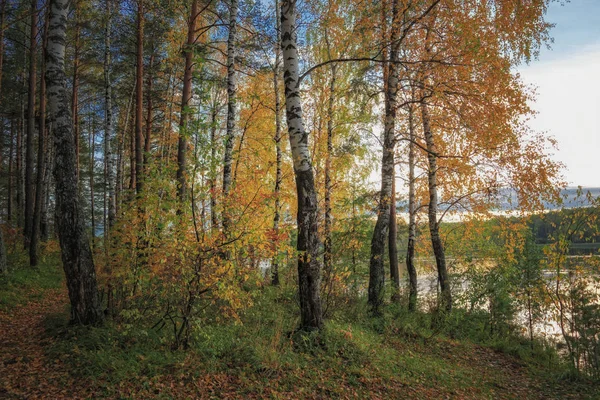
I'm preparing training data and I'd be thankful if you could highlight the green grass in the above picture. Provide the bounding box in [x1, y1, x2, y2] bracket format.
[0, 251, 64, 309]
[3, 259, 599, 398]
[39, 284, 598, 398]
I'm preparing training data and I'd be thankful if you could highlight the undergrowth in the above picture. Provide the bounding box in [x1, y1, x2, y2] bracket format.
[4, 261, 598, 398]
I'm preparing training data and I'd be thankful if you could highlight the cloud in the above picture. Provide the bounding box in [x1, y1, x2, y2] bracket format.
[518, 44, 600, 187]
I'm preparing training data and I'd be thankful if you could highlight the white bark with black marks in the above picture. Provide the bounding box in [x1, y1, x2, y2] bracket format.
[281, 0, 323, 330]
[368, 0, 400, 313]
[46, 0, 102, 324]
[421, 95, 452, 312]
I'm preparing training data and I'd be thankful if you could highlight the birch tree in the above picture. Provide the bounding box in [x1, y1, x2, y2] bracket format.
[46, 0, 102, 324]
[281, 0, 323, 330]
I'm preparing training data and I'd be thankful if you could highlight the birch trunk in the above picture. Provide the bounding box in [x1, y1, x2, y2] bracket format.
[176, 0, 198, 203]
[281, 0, 323, 330]
[271, 0, 282, 285]
[46, 0, 102, 324]
[30, 8, 49, 266]
[421, 95, 452, 312]
[406, 101, 418, 311]
[24, 0, 38, 249]
[367, 0, 399, 313]
[222, 0, 238, 235]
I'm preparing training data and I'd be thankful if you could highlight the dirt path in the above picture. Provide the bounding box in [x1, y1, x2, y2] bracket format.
[0, 287, 96, 399]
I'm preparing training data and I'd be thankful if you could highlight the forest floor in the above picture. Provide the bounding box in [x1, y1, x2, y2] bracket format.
[1, 259, 599, 399]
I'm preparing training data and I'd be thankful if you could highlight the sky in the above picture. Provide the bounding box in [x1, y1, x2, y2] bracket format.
[517, 0, 600, 187]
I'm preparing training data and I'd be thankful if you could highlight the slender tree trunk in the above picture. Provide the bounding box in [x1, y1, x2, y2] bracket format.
[323, 63, 336, 287]
[281, 0, 323, 330]
[8, 119, 14, 222]
[406, 101, 418, 311]
[89, 119, 96, 243]
[144, 52, 153, 169]
[72, 2, 80, 182]
[0, 224, 6, 274]
[30, 8, 49, 266]
[271, 0, 281, 286]
[24, 0, 38, 249]
[46, 0, 102, 324]
[176, 0, 198, 203]
[122, 83, 135, 195]
[104, 0, 115, 237]
[0, 0, 7, 98]
[222, 0, 238, 235]
[40, 138, 52, 241]
[135, 0, 144, 194]
[209, 107, 218, 230]
[389, 165, 400, 301]
[368, 0, 399, 313]
[17, 68, 25, 226]
[420, 94, 451, 312]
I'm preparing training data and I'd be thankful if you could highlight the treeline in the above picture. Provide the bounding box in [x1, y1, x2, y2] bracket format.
[0, 0, 575, 352]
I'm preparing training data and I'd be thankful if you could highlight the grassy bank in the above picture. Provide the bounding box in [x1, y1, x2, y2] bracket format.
[1, 254, 598, 399]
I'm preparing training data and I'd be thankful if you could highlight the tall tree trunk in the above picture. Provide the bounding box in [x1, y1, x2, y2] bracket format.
[40, 138, 52, 241]
[8, 119, 14, 222]
[389, 165, 399, 301]
[46, 0, 102, 324]
[0, 0, 7, 98]
[281, 0, 323, 330]
[405, 101, 418, 311]
[209, 107, 218, 230]
[222, 0, 238, 235]
[17, 66, 24, 226]
[24, 0, 38, 249]
[30, 7, 49, 266]
[323, 63, 336, 288]
[135, 0, 144, 194]
[176, 0, 198, 203]
[144, 52, 153, 169]
[0, 224, 6, 274]
[123, 82, 135, 193]
[368, 0, 399, 314]
[89, 119, 96, 244]
[420, 94, 452, 312]
[104, 0, 115, 238]
[72, 1, 80, 182]
[271, 0, 281, 286]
